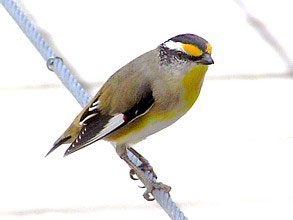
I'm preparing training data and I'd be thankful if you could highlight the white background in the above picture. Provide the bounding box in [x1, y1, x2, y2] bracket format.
[0, 0, 293, 219]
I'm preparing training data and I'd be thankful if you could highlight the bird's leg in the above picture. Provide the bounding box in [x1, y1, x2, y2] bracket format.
[128, 147, 157, 180]
[115, 144, 171, 201]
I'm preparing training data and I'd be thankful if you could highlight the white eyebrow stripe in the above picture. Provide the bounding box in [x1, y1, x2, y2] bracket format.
[163, 40, 185, 52]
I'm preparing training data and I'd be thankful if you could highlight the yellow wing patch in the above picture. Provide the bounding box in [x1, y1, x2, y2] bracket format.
[182, 44, 203, 57]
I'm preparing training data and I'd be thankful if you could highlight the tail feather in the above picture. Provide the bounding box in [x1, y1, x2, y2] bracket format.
[63, 113, 112, 157]
[45, 135, 71, 157]
[46, 119, 82, 157]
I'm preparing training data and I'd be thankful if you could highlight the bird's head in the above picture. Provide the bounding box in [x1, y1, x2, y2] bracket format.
[159, 33, 214, 66]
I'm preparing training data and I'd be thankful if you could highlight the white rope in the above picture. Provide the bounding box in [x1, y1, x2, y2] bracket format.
[1, 0, 188, 219]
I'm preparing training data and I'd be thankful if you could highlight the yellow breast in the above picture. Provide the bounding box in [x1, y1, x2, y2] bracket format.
[105, 65, 208, 143]
[182, 65, 208, 109]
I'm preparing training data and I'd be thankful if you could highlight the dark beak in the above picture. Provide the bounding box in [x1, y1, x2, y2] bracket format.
[197, 53, 214, 65]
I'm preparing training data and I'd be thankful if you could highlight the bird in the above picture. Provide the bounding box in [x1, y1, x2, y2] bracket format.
[46, 33, 214, 200]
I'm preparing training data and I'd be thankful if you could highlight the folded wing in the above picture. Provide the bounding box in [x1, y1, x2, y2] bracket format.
[63, 86, 154, 156]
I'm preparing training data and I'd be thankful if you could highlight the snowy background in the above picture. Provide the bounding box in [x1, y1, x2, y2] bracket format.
[0, 0, 293, 219]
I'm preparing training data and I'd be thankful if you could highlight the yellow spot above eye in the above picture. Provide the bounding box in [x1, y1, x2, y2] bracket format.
[182, 44, 203, 57]
[206, 42, 212, 55]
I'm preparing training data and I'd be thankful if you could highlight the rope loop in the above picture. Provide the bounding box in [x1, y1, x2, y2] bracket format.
[46, 56, 63, 71]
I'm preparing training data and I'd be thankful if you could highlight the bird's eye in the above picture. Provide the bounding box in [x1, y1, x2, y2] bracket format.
[177, 52, 185, 59]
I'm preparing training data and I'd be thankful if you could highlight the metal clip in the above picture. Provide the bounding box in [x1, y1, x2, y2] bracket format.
[46, 56, 63, 71]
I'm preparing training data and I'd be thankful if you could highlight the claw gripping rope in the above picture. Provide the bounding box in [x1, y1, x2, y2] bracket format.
[1, 0, 188, 219]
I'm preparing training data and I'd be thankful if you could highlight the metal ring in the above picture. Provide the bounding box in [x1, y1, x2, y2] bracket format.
[46, 56, 63, 71]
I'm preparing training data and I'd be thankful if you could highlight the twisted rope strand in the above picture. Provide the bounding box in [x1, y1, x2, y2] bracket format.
[1, 0, 188, 219]
[1, 0, 91, 107]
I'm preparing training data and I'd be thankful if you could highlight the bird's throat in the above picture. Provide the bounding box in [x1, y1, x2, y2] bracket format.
[182, 65, 208, 108]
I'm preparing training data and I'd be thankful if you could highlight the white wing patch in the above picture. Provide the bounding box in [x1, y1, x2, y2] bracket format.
[80, 113, 98, 124]
[98, 114, 125, 138]
[84, 113, 125, 146]
[80, 100, 101, 124]
[92, 100, 100, 106]
[88, 100, 100, 112]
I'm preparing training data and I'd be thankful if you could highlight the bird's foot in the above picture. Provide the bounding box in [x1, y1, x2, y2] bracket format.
[130, 162, 157, 180]
[128, 147, 157, 180]
[116, 144, 170, 201]
[143, 182, 171, 201]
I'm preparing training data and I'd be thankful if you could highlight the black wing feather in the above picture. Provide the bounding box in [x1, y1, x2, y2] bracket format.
[64, 91, 154, 156]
